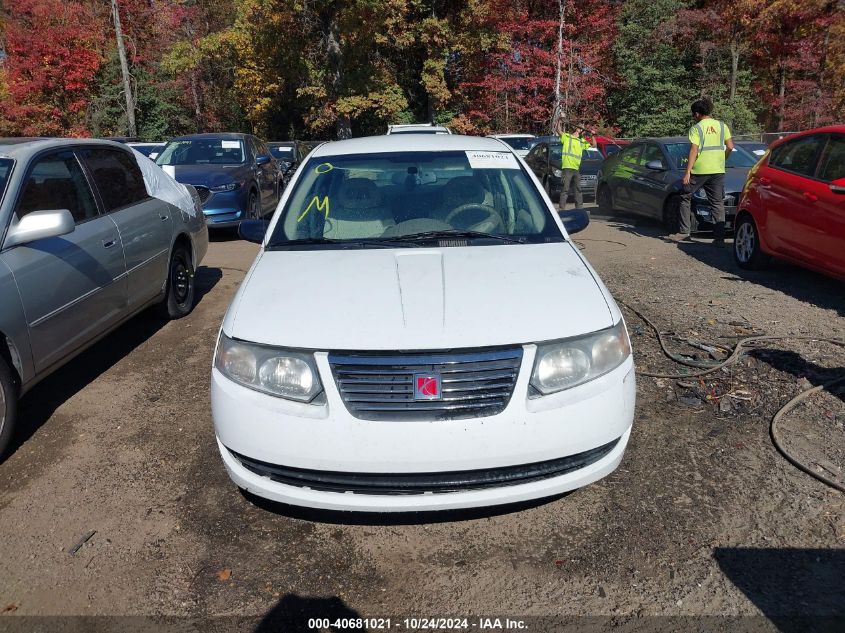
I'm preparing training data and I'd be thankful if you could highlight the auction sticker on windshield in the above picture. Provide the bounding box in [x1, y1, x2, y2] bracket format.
[465, 151, 519, 170]
[221, 140, 241, 149]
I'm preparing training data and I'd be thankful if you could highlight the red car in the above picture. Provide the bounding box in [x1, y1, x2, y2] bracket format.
[594, 136, 630, 158]
[734, 125, 845, 279]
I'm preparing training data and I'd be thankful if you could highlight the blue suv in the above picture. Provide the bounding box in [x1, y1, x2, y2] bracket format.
[156, 133, 282, 228]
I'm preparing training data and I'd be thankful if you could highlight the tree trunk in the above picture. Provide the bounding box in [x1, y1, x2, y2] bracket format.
[552, 0, 565, 133]
[812, 29, 831, 127]
[729, 39, 739, 102]
[110, 0, 136, 138]
[777, 64, 786, 132]
[324, 12, 350, 139]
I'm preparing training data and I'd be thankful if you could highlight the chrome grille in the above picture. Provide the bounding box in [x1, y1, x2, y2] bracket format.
[194, 186, 212, 204]
[329, 348, 523, 421]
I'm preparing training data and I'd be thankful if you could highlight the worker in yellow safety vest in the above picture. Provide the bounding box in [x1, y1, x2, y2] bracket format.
[555, 120, 596, 210]
[671, 98, 734, 247]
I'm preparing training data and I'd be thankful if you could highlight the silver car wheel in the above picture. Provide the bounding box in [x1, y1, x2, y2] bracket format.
[735, 222, 754, 263]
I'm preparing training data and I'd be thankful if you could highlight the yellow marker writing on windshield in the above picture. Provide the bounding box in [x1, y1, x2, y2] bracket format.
[297, 195, 330, 222]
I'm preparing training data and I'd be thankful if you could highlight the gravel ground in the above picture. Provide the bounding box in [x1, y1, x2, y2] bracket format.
[0, 209, 842, 630]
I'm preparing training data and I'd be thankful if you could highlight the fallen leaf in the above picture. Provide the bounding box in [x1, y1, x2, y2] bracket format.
[216, 569, 232, 582]
[3, 604, 18, 613]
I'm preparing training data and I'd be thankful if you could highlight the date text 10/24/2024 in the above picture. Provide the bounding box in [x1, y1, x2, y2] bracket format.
[307, 618, 528, 630]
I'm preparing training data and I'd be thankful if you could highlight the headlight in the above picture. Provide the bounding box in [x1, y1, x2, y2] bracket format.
[214, 333, 323, 402]
[530, 321, 631, 396]
[552, 168, 563, 178]
[210, 182, 242, 192]
[693, 189, 707, 200]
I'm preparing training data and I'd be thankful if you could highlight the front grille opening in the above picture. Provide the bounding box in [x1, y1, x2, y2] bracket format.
[194, 186, 212, 204]
[329, 348, 523, 421]
[229, 438, 620, 495]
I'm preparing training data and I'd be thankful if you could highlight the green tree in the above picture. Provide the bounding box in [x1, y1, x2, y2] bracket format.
[607, 0, 695, 137]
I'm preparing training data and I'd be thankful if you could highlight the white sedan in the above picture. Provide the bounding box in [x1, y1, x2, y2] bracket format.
[211, 134, 635, 512]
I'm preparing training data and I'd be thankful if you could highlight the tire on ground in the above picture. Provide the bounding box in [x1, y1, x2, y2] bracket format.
[733, 213, 770, 270]
[597, 185, 613, 213]
[0, 355, 18, 458]
[158, 242, 196, 320]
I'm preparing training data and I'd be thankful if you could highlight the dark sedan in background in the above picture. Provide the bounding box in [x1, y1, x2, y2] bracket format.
[156, 133, 282, 228]
[596, 138, 758, 233]
[524, 142, 604, 203]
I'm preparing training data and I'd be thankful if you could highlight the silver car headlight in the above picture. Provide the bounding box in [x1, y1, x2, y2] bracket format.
[215, 333, 323, 402]
[693, 189, 707, 200]
[530, 321, 631, 396]
[552, 168, 563, 178]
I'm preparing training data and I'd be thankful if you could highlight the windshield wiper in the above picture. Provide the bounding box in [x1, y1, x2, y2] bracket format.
[266, 237, 413, 250]
[388, 230, 528, 244]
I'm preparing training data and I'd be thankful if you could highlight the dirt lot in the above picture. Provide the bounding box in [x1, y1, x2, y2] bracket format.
[0, 207, 843, 630]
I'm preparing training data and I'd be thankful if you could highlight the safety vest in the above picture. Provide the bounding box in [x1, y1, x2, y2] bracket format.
[689, 118, 732, 175]
[559, 133, 589, 170]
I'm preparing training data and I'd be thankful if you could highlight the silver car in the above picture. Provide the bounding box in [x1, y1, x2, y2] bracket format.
[0, 139, 208, 455]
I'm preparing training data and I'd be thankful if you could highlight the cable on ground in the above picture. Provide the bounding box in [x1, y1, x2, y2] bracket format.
[622, 301, 845, 493]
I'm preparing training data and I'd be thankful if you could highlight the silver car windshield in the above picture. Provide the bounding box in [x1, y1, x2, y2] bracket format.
[267, 150, 563, 248]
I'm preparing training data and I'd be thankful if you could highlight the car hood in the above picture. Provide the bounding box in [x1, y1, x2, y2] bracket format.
[226, 243, 615, 350]
[160, 164, 251, 188]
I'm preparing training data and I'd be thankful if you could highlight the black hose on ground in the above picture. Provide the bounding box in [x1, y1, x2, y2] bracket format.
[622, 301, 845, 494]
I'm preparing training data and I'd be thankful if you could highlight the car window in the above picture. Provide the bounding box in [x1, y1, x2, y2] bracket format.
[157, 139, 246, 165]
[268, 150, 564, 248]
[499, 137, 533, 151]
[769, 135, 825, 177]
[16, 151, 99, 223]
[638, 144, 664, 166]
[817, 135, 845, 182]
[0, 159, 12, 203]
[78, 148, 149, 213]
[620, 144, 641, 164]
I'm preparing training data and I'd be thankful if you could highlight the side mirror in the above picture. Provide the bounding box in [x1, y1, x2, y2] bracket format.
[560, 209, 590, 235]
[645, 159, 665, 171]
[255, 155, 271, 165]
[830, 179, 845, 194]
[238, 219, 269, 244]
[4, 209, 75, 248]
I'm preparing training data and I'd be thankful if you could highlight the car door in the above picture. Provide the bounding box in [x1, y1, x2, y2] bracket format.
[629, 143, 671, 218]
[763, 134, 826, 262]
[0, 149, 128, 374]
[250, 137, 276, 214]
[78, 146, 172, 310]
[608, 144, 642, 212]
[808, 133, 845, 275]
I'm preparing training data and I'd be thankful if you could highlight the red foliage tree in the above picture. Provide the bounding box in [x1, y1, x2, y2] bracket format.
[0, 0, 106, 136]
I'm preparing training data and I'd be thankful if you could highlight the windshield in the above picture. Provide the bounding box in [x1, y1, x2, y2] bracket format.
[156, 139, 246, 166]
[267, 150, 563, 249]
[0, 159, 12, 201]
[499, 137, 533, 150]
[269, 146, 294, 160]
[664, 143, 758, 169]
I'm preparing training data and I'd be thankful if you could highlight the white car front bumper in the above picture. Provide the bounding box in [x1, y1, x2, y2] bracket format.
[211, 348, 635, 512]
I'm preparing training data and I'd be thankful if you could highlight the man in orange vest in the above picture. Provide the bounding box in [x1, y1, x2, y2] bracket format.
[672, 98, 734, 247]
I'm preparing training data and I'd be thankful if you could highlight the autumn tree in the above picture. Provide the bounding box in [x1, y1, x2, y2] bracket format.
[0, 0, 105, 136]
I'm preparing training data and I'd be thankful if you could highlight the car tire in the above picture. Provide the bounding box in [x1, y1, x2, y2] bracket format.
[733, 214, 769, 270]
[597, 185, 614, 213]
[158, 243, 196, 320]
[248, 190, 261, 219]
[0, 355, 18, 458]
